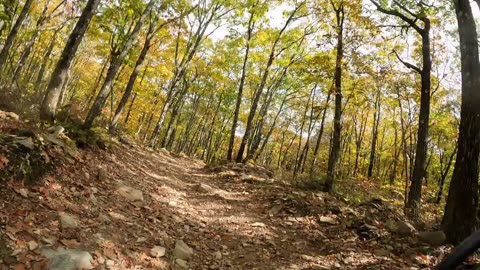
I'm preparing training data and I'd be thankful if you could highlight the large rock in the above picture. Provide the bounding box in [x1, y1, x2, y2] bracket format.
[0, 110, 19, 121]
[150, 246, 166, 258]
[418, 231, 446, 246]
[41, 248, 93, 270]
[173, 240, 194, 260]
[116, 185, 144, 201]
[396, 221, 416, 236]
[60, 213, 79, 229]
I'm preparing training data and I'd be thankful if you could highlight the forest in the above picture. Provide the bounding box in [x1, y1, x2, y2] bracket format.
[0, 0, 480, 269]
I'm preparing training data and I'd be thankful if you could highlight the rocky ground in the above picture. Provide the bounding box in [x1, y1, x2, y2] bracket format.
[0, 111, 472, 270]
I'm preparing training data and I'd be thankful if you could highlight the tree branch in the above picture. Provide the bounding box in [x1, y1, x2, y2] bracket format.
[369, 0, 422, 33]
[393, 50, 422, 74]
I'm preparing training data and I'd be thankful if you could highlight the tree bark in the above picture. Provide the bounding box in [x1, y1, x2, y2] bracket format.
[323, 1, 344, 193]
[442, 0, 480, 244]
[40, 0, 100, 122]
[0, 0, 34, 72]
[83, 0, 155, 129]
[227, 7, 255, 161]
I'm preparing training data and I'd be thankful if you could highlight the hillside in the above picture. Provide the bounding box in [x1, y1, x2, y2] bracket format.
[0, 113, 466, 270]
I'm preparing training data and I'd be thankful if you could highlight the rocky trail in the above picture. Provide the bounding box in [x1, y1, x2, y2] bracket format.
[0, 114, 466, 270]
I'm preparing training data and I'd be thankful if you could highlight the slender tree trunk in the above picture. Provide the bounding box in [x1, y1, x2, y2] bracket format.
[40, 0, 100, 122]
[406, 22, 431, 218]
[83, 0, 155, 129]
[310, 90, 332, 175]
[442, 0, 480, 244]
[236, 3, 303, 162]
[227, 9, 254, 161]
[323, 1, 344, 193]
[436, 145, 457, 204]
[368, 90, 381, 177]
[0, 0, 34, 72]
[110, 24, 154, 131]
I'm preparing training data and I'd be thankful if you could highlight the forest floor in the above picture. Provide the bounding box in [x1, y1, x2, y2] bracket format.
[0, 113, 465, 270]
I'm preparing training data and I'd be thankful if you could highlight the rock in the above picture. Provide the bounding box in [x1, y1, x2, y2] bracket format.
[16, 137, 35, 149]
[175, 258, 189, 269]
[136, 237, 147, 243]
[214, 251, 222, 260]
[150, 246, 166, 258]
[252, 222, 266, 227]
[218, 170, 237, 178]
[116, 185, 144, 201]
[16, 188, 29, 198]
[0, 110, 19, 121]
[417, 231, 446, 246]
[59, 213, 79, 229]
[98, 213, 112, 224]
[41, 248, 93, 270]
[28, 240, 38, 250]
[91, 187, 99, 194]
[268, 205, 282, 215]
[89, 194, 98, 205]
[396, 221, 416, 236]
[173, 240, 194, 260]
[319, 216, 337, 225]
[106, 259, 114, 268]
[373, 248, 390, 257]
[195, 183, 213, 193]
[97, 167, 108, 181]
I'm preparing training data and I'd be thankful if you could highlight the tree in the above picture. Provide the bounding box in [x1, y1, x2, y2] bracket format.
[40, 0, 101, 122]
[370, 0, 432, 218]
[0, 0, 34, 72]
[83, 0, 156, 129]
[323, 0, 344, 192]
[442, 0, 480, 244]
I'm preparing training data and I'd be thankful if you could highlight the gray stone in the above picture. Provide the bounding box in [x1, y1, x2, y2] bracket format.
[396, 221, 416, 236]
[16, 137, 34, 149]
[195, 183, 213, 193]
[116, 185, 144, 201]
[98, 213, 112, 224]
[41, 248, 93, 270]
[16, 188, 29, 198]
[269, 205, 282, 215]
[319, 216, 337, 225]
[173, 240, 194, 260]
[175, 258, 189, 269]
[89, 194, 98, 205]
[418, 231, 446, 246]
[60, 213, 79, 229]
[97, 167, 108, 181]
[150, 246, 166, 258]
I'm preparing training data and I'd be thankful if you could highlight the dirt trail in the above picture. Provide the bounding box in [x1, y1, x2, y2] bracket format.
[1, 142, 442, 269]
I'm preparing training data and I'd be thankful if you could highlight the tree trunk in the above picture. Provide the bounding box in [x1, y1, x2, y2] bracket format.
[323, 1, 344, 193]
[83, 0, 155, 129]
[442, 0, 480, 244]
[40, 0, 100, 122]
[406, 21, 431, 218]
[0, 0, 34, 72]
[367, 90, 381, 177]
[227, 9, 254, 161]
[110, 27, 153, 131]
